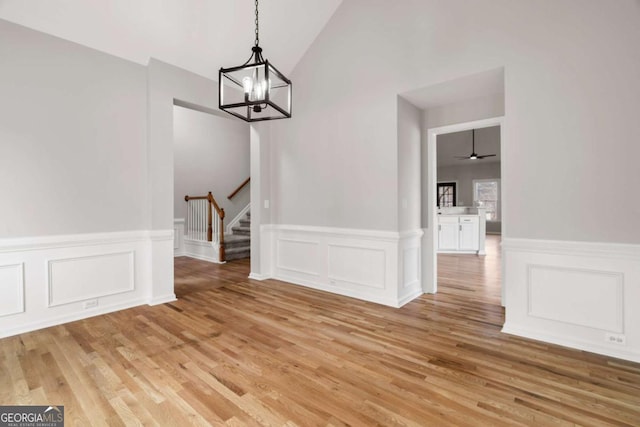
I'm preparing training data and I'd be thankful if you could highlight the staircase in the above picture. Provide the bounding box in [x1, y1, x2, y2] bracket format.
[224, 211, 251, 261]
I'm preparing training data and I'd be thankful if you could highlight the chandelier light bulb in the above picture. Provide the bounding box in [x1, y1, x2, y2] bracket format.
[242, 76, 253, 95]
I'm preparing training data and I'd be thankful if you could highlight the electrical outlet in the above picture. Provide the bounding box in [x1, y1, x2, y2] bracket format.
[605, 333, 626, 345]
[83, 299, 98, 310]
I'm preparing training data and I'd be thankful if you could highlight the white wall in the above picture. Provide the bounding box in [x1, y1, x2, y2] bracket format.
[0, 19, 148, 238]
[0, 20, 229, 337]
[425, 93, 504, 130]
[0, 20, 175, 337]
[438, 162, 501, 207]
[271, 0, 640, 244]
[173, 106, 249, 223]
[266, 0, 640, 361]
[397, 97, 422, 232]
[249, 123, 272, 279]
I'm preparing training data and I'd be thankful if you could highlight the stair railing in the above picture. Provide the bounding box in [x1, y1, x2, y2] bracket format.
[227, 177, 250, 200]
[184, 192, 225, 262]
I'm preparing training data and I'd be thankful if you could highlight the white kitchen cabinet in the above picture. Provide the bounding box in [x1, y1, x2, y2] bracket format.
[438, 215, 480, 253]
[438, 217, 459, 250]
[458, 217, 480, 251]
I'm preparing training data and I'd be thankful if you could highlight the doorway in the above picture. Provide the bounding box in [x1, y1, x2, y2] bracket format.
[423, 117, 506, 305]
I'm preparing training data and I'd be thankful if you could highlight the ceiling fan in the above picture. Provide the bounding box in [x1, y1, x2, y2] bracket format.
[455, 129, 496, 160]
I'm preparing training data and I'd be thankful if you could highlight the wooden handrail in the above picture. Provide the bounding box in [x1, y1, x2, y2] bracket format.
[227, 177, 250, 200]
[184, 192, 226, 262]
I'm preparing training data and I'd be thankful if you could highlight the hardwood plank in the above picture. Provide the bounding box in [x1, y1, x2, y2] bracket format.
[0, 240, 639, 426]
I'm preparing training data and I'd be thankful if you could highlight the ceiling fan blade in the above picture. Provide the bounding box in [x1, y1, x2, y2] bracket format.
[453, 129, 497, 160]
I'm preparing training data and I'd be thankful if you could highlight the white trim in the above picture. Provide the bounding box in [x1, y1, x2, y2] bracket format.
[174, 218, 185, 256]
[0, 229, 176, 339]
[262, 224, 412, 241]
[0, 230, 166, 253]
[248, 272, 270, 280]
[183, 239, 225, 264]
[148, 294, 178, 306]
[502, 324, 640, 364]
[502, 237, 640, 363]
[502, 237, 640, 259]
[46, 251, 136, 307]
[149, 230, 174, 241]
[226, 204, 251, 234]
[0, 262, 25, 317]
[258, 224, 423, 308]
[425, 116, 505, 304]
[274, 273, 398, 307]
[0, 297, 150, 340]
[397, 288, 424, 307]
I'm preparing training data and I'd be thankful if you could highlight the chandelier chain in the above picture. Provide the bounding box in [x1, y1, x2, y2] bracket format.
[254, 0, 259, 47]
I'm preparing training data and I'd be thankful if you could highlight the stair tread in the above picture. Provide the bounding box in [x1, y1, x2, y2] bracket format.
[225, 235, 250, 242]
[226, 210, 251, 259]
[225, 247, 250, 254]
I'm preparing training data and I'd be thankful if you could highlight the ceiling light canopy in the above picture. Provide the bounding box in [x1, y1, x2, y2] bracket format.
[219, 0, 292, 122]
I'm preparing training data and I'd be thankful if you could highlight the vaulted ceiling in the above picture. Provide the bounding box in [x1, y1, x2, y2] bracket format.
[0, 0, 343, 79]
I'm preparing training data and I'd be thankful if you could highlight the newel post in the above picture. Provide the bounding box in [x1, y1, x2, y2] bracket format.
[207, 192, 213, 242]
[219, 208, 226, 262]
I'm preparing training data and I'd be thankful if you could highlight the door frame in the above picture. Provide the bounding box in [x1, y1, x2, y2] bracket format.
[422, 116, 506, 305]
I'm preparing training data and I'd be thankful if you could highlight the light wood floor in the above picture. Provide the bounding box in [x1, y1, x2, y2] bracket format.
[1, 238, 639, 426]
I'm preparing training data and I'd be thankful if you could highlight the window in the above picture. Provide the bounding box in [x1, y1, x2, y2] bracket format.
[437, 182, 456, 207]
[473, 179, 500, 221]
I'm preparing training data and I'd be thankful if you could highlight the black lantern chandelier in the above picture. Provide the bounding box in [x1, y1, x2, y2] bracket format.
[219, 0, 292, 122]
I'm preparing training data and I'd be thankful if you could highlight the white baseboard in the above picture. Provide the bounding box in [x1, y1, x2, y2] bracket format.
[502, 323, 640, 364]
[248, 272, 269, 280]
[148, 294, 178, 306]
[397, 288, 424, 308]
[1, 297, 147, 339]
[502, 237, 640, 363]
[0, 229, 174, 339]
[258, 225, 423, 308]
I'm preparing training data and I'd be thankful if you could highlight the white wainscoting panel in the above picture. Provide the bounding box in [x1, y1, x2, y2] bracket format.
[503, 238, 640, 363]
[402, 248, 420, 289]
[398, 232, 423, 305]
[0, 263, 24, 317]
[183, 239, 221, 263]
[328, 244, 386, 289]
[173, 218, 185, 256]
[48, 252, 135, 307]
[259, 225, 423, 307]
[0, 230, 173, 338]
[527, 265, 623, 333]
[277, 239, 320, 277]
